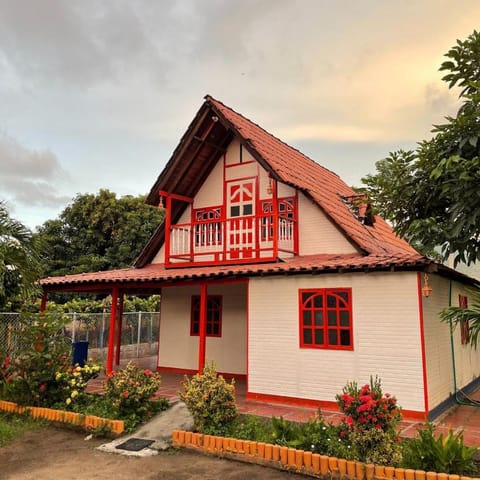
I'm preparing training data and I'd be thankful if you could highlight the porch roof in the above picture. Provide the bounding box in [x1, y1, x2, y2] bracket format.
[40, 252, 437, 293]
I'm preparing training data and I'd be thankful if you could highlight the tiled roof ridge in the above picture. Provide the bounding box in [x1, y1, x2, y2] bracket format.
[204, 94, 342, 181]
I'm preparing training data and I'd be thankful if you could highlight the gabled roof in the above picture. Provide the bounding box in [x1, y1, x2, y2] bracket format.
[136, 95, 417, 267]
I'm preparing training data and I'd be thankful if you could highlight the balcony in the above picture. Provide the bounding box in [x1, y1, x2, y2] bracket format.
[165, 215, 297, 267]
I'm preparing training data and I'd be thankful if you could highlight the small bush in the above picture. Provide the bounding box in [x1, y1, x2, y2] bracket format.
[0, 313, 71, 406]
[401, 423, 478, 475]
[180, 362, 237, 435]
[104, 362, 162, 431]
[54, 361, 102, 409]
[336, 376, 402, 466]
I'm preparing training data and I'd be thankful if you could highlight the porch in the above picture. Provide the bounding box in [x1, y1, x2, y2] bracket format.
[87, 356, 480, 446]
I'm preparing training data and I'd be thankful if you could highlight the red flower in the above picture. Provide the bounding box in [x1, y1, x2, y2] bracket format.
[122, 391, 129, 398]
[39, 383, 46, 392]
[3, 356, 11, 368]
[143, 369, 153, 376]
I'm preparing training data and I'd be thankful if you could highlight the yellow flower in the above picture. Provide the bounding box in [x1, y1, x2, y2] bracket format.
[70, 379, 76, 386]
[66, 398, 72, 405]
[73, 372, 80, 377]
[71, 390, 79, 398]
[55, 373, 62, 381]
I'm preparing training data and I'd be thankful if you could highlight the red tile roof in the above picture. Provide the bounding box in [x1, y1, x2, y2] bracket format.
[206, 96, 417, 257]
[40, 253, 428, 290]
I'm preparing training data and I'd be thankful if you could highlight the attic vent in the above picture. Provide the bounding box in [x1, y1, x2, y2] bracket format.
[341, 194, 375, 227]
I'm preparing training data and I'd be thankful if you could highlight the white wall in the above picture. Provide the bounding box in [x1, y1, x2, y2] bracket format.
[298, 192, 358, 255]
[248, 271, 426, 412]
[422, 274, 480, 410]
[158, 283, 247, 374]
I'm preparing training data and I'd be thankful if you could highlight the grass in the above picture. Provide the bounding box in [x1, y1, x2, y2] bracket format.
[0, 411, 45, 447]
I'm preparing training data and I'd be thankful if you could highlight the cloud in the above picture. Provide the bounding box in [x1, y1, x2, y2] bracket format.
[0, 132, 70, 208]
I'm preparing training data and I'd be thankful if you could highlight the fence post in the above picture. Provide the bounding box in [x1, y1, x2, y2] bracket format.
[100, 310, 106, 359]
[136, 312, 142, 358]
[72, 312, 77, 343]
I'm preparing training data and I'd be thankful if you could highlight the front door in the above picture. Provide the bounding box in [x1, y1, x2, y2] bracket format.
[226, 179, 256, 260]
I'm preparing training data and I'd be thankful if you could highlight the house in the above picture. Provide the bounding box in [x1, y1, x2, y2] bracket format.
[40, 95, 480, 420]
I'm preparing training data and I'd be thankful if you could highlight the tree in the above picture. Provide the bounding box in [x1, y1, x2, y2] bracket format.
[0, 202, 41, 310]
[35, 190, 164, 277]
[360, 30, 480, 266]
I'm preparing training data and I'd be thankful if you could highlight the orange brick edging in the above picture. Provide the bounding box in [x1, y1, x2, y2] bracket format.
[171, 429, 478, 480]
[0, 400, 124, 435]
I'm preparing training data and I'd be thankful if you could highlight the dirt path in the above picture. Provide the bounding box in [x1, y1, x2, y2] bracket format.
[0, 427, 299, 480]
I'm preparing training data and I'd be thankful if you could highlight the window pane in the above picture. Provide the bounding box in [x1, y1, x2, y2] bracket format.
[303, 311, 312, 326]
[302, 292, 314, 306]
[192, 323, 199, 335]
[340, 311, 350, 326]
[313, 295, 323, 308]
[328, 329, 338, 345]
[303, 329, 312, 344]
[231, 206, 240, 217]
[337, 291, 349, 304]
[327, 295, 336, 308]
[340, 330, 350, 346]
[243, 204, 253, 215]
[206, 324, 212, 335]
[314, 329, 324, 345]
[314, 311, 323, 326]
[212, 324, 220, 335]
[327, 311, 337, 326]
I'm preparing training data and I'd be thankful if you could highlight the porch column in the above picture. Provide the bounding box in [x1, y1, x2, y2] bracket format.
[198, 283, 208, 373]
[106, 287, 119, 374]
[115, 291, 125, 366]
[164, 194, 172, 266]
[40, 290, 48, 314]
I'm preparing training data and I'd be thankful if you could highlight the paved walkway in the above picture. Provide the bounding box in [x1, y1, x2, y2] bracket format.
[87, 357, 480, 447]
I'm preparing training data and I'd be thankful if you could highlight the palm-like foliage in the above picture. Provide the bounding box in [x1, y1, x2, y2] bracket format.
[0, 202, 41, 309]
[440, 291, 480, 349]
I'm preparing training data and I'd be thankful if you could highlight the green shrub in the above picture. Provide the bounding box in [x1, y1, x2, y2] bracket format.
[54, 361, 101, 409]
[104, 362, 162, 430]
[0, 313, 71, 406]
[336, 376, 402, 466]
[180, 362, 237, 435]
[401, 423, 478, 475]
[228, 414, 272, 442]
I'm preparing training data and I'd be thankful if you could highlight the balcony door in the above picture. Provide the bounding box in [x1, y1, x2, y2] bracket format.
[226, 178, 256, 260]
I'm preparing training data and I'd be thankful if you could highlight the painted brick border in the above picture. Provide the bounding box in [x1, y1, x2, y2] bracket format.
[172, 429, 478, 480]
[0, 400, 124, 435]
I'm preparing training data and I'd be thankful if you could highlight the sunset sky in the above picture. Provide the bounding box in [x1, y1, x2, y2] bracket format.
[1, 0, 479, 229]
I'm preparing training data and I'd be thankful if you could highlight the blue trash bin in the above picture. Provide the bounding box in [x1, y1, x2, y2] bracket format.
[72, 341, 89, 367]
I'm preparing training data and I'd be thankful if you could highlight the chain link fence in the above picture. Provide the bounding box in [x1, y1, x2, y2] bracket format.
[0, 312, 160, 364]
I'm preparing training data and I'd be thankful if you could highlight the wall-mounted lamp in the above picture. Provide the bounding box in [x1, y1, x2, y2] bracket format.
[266, 177, 273, 195]
[211, 115, 219, 122]
[158, 196, 165, 211]
[422, 273, 433, 297]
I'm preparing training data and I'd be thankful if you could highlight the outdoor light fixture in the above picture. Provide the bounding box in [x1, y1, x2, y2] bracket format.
[422, 273, 433, 297]
[158, 196, 165, 211]
[267, 177, 273, 195]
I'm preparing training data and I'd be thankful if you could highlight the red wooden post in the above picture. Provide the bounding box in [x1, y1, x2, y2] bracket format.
[40, 291, 48, 314]
[106, 287, 119, 374]
[164, 194, 172, 266]
[115, 291, 124, 366]
[272, 178, 279, 258]
[198, 283, 208, 372]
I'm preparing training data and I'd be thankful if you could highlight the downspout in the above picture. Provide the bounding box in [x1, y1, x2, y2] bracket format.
[448, 279, 480, 407]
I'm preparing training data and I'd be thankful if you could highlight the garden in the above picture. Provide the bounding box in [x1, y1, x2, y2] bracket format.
[0, 313, 478, 478]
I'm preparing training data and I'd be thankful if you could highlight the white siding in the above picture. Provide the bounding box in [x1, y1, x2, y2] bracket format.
[158, 283, 247, 374]
[423, 274, 480, 410]
[194, 159, 224, 208]
[298, 192, 358, 255]
[248, 272, 426, 412]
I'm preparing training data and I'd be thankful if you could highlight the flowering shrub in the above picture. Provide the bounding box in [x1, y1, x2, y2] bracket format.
[104, 362, 162, 429]
[336, 376, 401, 433]
[55, 361, 101, 408]
[336, 376, 402, 465]
[180, 362, 237, 435]
[0, 313, 71, 406]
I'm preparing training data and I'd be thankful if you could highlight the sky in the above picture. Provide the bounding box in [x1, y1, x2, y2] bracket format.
[1, 0, 479, 230]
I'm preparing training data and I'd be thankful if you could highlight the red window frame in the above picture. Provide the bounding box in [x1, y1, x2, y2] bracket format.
[299, 288, 353, 350]
[190, 295, 222, 337]
[459, 294, 470, 345]
[193, 206, 223, 247]
[260, 197, 296, 241]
